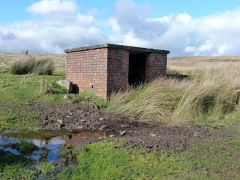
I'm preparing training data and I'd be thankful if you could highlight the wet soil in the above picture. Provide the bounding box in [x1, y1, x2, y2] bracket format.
[7, 101, 235, 152]
[28, 101, 234, 152]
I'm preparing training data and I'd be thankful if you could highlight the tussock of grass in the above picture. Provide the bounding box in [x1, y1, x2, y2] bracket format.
[10, 55, 54, 75]
[109, 79, 187, 121]
[109, 63, 240, 126]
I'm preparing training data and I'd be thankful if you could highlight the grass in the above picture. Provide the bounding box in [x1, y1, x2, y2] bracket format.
[58, 137, 240, 180]
[0, 151, 34, 180]
[109, 58, 240, 127]
[0, 52, 65, 73]
[1, 53, 240, 179]
[0, 150, 56, 179]
[36, 161, 55, 176]
[71, 91, 108, 108]
[10, 55, 54, 75]
[0, 73, 66, 131]
[0, 72, 107, 131]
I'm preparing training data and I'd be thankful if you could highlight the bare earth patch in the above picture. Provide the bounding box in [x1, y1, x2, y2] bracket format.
[26, 101, 235, 152]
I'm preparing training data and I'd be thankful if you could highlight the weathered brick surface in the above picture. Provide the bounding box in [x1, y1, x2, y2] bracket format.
[107, 48, 129, 97]
[65, 45, 168, 100]
[145, 53, 167, 82]
[66, 48, 108, 99]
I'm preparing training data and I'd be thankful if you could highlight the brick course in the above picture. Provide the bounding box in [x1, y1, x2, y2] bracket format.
[65, 44, 169, 100]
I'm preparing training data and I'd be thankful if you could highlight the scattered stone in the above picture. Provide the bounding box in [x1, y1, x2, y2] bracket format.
[67, 109, 73, 115]
[99, 117, 104, 121]
[81, 119, 87, 122]
[77, 126, 83, 129]
[64, 95, 68, 99]
[99, 125, 107, 131]
[57, 119, 63, 124]
[194, 131, 199, 137]
[83, 137, 87, 139]
[150, 133, 157, 137]
[109, 134, 115, 138]
[120, 131, 126, 136]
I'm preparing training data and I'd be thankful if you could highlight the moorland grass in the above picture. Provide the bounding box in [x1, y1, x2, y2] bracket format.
[109, 61, 240, 127]
[10, 55, 54, 75]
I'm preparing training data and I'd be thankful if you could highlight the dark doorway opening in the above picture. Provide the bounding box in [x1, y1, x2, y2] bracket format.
[128, 52, 146, 86]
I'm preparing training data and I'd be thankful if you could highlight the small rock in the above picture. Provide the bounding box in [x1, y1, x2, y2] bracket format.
[120, 131, 126, 136]
[95, 105, 100, 110]
[81, 119, 86, 122]
[68, 110, 73, 116]
[64, 95, 68, 99]
[109, 134, 115, 138]
[83, 137, 87, 139]
[77, 126, 83, 129]
[193, 132, 199, 137]
[150, 133, 157, 137]
[99, 117, 104, 121]
[120, 124, 129, 128]
[57, 119, 63, 124]
[99, 125, 107, 131]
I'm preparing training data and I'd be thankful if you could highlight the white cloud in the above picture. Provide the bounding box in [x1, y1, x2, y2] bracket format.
[1, 0, 240, 56]
[27, 0, 78, 16]
[108, 0, 240, 56]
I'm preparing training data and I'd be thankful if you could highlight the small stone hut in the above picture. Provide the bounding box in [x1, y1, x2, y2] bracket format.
[64, 44, 170, 100]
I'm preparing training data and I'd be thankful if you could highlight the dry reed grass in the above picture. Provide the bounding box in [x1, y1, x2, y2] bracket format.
[109, 56, 240, 126]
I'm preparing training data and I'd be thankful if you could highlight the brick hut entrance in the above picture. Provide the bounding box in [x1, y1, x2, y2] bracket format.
[129, 52, 146, 86]
[64, 44, 170, 100]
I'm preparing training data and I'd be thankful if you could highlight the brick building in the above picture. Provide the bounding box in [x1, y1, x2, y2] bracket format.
[64, 44, 170, 100]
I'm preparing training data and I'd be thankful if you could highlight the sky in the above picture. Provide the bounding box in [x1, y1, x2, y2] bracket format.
[0, 0, 240, 56]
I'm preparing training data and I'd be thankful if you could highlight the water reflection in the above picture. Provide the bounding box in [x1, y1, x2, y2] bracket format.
[0, 130, 110, 162]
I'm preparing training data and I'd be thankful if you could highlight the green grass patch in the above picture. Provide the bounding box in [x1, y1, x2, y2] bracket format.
[59, 137, 240, 180]
[0, 73, 65, 131]
[71, 92, 108, 108]
[36, 161, 55, 176]
[0, 151, 34, 180]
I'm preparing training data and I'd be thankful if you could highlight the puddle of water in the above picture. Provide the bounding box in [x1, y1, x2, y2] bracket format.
[0, 130, 112, 162]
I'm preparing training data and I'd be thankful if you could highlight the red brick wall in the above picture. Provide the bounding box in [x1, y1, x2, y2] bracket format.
[66, 48, 167, 100]
[145, 53, 167, 82]
[66, 48, 108, 99]
[107, 48, 129, 97]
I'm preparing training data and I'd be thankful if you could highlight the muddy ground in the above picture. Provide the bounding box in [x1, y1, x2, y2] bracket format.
[27, 101, 233, 152]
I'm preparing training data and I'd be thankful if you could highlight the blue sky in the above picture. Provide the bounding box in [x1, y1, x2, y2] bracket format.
[0, 0, 240, 56]
[1, 0, 240, 21]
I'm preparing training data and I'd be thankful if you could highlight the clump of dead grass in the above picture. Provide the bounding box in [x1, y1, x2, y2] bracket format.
[10, 55, 54, 75]
[109, 58, 240, 126]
